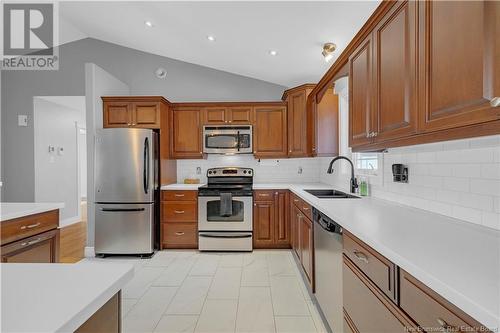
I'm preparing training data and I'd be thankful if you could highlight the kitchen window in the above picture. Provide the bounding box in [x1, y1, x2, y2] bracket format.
[353, 152, 380, 175]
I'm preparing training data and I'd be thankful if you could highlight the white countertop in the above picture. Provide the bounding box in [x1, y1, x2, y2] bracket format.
[1, 262, 134, 332]
[0, 202, 64, 222]
[159, 181, 500, 328]
[286, 183, 499, 330]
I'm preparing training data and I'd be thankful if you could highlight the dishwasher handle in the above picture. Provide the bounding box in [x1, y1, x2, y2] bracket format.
[314, 209, 343, 234]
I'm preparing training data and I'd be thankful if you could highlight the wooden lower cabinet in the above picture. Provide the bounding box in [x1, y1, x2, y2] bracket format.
[161, 190, 198, 249]
[253, 190, 290, 248]
[299, 213, 313, 285]
[59, 221, 87, 263]
[75, 292, 120, 333]
[1, 229, 60, 263]
[343, 255, 417, 333]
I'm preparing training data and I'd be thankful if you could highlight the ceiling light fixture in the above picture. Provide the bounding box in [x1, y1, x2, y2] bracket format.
[322, 43, 336, 62]
[269, 50, 277, 56]
[145, 21, 154, 28]
[207, 35, 216, 41]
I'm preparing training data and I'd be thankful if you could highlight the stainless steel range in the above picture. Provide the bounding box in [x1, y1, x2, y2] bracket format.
[198, 167, 253, 251]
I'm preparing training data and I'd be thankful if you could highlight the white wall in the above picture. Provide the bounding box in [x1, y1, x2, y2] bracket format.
[85, 63, 130, 247]
[34, 97, 85, 225]
[177, 155, 320, 184]
[320, 136, 500, 231]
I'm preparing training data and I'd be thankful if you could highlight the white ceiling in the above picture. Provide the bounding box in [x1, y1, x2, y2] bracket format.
[60, 1, 380, 87]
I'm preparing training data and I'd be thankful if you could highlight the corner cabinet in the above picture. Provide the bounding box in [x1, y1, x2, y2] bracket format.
[170, 107, 204, 159]
[102, 96, 167, 129]
[253, 105, 288, 158]
[253, 190, 290, 249]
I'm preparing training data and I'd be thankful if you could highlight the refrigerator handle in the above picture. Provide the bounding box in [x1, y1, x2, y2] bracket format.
[144, 137, 149, 194]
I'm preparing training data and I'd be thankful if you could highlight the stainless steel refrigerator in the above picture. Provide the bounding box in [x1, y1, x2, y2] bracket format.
[94, 128, 158, 256]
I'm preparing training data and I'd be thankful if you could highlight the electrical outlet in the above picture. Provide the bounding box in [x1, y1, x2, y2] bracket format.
[18, 115, 28, 127]
[298, 166, 303, 174]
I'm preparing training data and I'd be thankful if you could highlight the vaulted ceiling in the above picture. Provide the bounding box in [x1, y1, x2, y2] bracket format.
[60, 1, 380, 87]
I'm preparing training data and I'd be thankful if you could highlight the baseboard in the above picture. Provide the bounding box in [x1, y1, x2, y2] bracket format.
[60, 216, 82, 228]
[84, 246, 95, 258]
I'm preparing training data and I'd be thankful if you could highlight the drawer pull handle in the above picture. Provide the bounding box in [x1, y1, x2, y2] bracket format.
[302, 207, 309, 211]
[21, 238, 43, 246]
[293, 199, 299, 202]
[174, 194, 185, 197]
[353, 250, 369, 263]
[436, 318, 454, 332]
[259, 194, 270, 197]
[175, 232, 185, 236]
[174, 210, 185, 214]
[20, 222, 41, 230]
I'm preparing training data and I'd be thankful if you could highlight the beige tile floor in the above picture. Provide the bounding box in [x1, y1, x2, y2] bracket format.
[86, 250, 328, 333]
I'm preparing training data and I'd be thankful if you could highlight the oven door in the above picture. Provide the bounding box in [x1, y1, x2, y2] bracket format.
[198, 196, 253, 231]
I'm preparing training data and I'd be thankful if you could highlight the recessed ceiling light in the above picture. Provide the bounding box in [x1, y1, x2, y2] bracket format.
[207, 35, 216, 41]
[145, 21, 154, 28]
[322, 43, 336, 62]
[269, 50, 277, 56]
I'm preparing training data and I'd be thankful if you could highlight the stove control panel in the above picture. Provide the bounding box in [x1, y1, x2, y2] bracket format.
[207, 167, 253, 177]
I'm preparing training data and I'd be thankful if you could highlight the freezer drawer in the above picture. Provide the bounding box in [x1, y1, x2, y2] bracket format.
[95, 203, 154, 255]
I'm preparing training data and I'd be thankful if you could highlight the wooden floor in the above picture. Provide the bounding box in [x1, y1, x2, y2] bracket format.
[59, 202, 87, 263]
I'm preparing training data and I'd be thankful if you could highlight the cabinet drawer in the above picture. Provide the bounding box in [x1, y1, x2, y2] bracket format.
[254, 190, 276, 201]
[291, 193, 312, 221]
[400, 270, 489, 333]
[343, 256, 416, 333]
[1, 229, 60, 263]
[343, 231, 396, 301]
[162, 202, 197, 222]
[161, 190, 198, 201]
[1, 210, 59, 246]
[162, 223, 197, 248]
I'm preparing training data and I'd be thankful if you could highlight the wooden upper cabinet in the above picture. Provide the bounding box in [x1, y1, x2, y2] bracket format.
[102, 97, 164, 129]
[202, 105, 253, 124]
[253, 105, 288, 158]
[228, 106, 253, 124]
[312, 87, 339, 156]
[349, 36, 374, 148]
[171, 107, 203, 159]
[283, 85, 315, 157]
[418, 1, 500, 132]
[204, 107, 227, 124]
[373, 0, 417, 142]
[103, 101, 131, 127]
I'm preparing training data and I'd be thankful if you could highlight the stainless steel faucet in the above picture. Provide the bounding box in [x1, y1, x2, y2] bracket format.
[327, 156, 359, 194]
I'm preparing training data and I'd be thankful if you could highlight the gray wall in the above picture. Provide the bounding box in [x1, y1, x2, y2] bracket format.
[1, 38, 287, 201]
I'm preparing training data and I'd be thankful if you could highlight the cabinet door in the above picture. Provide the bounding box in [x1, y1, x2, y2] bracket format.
[228, 107, 253, 124]
[132, 102, 160, 128]
[343, 257, 417, 333]
[291, 204, 300, 258]
[1, 229, 59, 263]
[300, 214, 313, 285]
[418, 1, 500, 132]
[253, 106, 287, 158]
[288, 91, 308, 157]
[171, 109, 203, 159]
[204, 107, 228, 124]
[274, 190, 290, 247]
[253, 201, 275, 248]
[313, 89, 339, 157]
[349, 36, 373, 147]
[103, 101, 132, 127]
[373, 0, 417, 142]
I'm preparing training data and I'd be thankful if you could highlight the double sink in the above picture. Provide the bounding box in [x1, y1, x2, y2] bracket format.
[305, 189, 360, 199]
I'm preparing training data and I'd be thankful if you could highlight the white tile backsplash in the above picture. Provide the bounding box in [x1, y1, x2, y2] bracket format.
[177, 155, 320, 184]
[320, 135, 500, 231]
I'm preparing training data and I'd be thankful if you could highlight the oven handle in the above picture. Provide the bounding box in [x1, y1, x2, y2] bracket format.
[199, 232, 252, 239]
[237, 130, 240, 152]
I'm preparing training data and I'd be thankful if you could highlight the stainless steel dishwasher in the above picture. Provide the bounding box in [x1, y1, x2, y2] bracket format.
[313, 208, 343, 333]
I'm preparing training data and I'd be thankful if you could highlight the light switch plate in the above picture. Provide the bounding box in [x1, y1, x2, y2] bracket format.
[18, 115, 28, 127]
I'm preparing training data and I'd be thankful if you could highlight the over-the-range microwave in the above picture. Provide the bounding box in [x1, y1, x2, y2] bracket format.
[203, 125, 252, 154]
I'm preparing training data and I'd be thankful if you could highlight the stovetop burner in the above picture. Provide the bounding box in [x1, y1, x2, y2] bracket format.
[198, 167, 254, 197]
